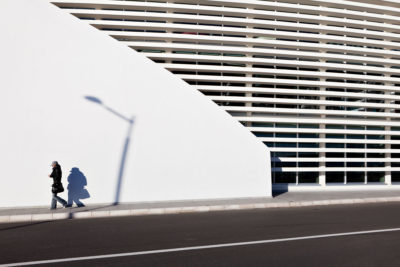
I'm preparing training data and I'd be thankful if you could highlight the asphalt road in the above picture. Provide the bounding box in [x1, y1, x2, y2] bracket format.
[1, 202, 400, 266]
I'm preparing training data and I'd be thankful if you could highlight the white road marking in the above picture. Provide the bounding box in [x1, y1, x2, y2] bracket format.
[2, 227, 400, 266]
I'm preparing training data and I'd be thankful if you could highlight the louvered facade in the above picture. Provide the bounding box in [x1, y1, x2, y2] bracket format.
[53, 0, 400, 187]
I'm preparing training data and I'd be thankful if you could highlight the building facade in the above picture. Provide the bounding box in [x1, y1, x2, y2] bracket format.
[53, 0, 400, 188]
[0, 0, 271, 208]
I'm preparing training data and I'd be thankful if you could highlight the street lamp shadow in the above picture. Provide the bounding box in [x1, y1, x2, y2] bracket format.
[85, 95, 135, 205]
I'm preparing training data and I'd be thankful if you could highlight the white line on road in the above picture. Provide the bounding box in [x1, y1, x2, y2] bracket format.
[2, 227, 400, 266]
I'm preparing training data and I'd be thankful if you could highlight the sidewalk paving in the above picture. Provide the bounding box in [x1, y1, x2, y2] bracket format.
[1, 190, 400, 224]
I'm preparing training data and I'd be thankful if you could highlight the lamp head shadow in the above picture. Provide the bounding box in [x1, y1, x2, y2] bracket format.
[85, 96, 103, 105]
[84, 95, 133, 124]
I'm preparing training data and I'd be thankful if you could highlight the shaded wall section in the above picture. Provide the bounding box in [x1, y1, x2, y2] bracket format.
[0, 0, 271, 208]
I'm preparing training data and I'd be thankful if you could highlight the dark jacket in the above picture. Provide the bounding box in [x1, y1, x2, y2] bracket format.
[50, 164, 62, 185]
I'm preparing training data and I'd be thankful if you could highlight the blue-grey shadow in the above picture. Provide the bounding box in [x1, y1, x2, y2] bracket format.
[84, 95, 134, 206]
[67, 167, 90, 207]
[114, 118, 134, 205]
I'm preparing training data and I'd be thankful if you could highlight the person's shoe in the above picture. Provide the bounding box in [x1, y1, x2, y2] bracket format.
[50, 208, 56, 210]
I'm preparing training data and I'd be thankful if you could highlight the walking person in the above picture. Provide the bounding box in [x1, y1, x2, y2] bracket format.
[49, 161, 67, 210]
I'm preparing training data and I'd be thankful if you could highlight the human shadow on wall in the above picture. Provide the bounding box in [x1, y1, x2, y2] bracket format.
[67, 167, 90, 207]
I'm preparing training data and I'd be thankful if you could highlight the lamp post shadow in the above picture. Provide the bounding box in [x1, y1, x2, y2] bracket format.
[114, 116, 134, 205]
[85, 96, 135, 205]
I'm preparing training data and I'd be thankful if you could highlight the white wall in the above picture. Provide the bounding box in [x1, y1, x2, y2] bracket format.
[0, 0, 271, 208]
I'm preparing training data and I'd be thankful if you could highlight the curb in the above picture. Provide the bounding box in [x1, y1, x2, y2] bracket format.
[1, 196, 400, 224]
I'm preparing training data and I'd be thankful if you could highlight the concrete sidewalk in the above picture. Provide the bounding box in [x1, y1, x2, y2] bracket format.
[1, 190, 400, 224]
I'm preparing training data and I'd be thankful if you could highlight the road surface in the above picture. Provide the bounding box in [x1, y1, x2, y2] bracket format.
[1, 202, 400, 266]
